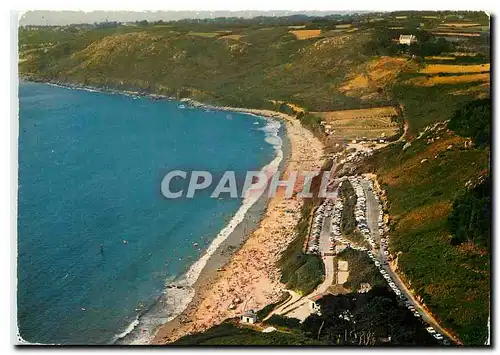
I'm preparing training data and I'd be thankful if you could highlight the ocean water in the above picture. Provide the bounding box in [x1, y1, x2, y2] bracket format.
[17, 82, 282, 344]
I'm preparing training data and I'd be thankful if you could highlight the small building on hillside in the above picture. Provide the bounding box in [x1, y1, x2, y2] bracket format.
[359, 282, 372, 293]
[309, 292, 331, 315]
[241, 309, 258, 324]
[399, 34, 417, 45]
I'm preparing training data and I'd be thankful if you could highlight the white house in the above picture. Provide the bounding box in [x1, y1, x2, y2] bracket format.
[241, 309, 258, 324]
[309, 294, 323, 314]
[399, 34, 417, 45]
[309, 292, 332, 315]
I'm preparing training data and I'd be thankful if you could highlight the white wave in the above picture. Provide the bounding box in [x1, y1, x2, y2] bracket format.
[183, 116, 282, 281]
[112, 316, 140, 342]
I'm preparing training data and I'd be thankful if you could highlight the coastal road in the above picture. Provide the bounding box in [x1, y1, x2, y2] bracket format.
[268, 180, 459, 344]
[359, 181, 460, 344]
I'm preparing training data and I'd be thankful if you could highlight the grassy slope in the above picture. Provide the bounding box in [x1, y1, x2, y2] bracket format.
[374, 46, 490, 345]
[172, 321, 325, 345]
[19, 24, 376, 111]
[357, 130, 490, 345]
[390, 82, 483, 135]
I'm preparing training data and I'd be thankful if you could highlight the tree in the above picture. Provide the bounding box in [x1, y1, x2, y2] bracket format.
[448, 99, 491, 147]
[448, 176, 491, 249]
[301, 286, 439, 345]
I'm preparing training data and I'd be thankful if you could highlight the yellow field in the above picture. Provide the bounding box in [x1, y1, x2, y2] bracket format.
[395, 16, 407, 19]
[409, 73, 490, 86]
[424, 56, 456, 60]
[290, 29, 322, 40]
[218, 34, 244, 41]
[432, 32, 481, 37]
[312, 107, 399, 139]
[422, 15, 439, 19]
[188, 32, 220, 38]
[441, 22, 481, 27]
[419, 64, 490, 74]
[335, 24, 352, 29]
[315, 107, 398, 121]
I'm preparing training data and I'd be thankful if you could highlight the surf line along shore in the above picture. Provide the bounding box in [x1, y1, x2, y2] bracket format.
[151, 108, 325, 344]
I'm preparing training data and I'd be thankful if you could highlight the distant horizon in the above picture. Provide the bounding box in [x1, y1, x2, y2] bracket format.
[19, 10, 374, 26]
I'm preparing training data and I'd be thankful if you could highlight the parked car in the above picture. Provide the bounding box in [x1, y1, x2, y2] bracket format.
[433, 333, 444, 340]
[426, 327, 436, 334]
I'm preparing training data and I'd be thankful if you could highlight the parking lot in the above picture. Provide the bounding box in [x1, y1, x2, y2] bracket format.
[322, 175, 451, 345]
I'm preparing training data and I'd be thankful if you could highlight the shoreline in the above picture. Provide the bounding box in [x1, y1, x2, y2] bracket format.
[151, 109, 325, 344]
[116, 114, 288, 345]
[20, 79, 325, 345]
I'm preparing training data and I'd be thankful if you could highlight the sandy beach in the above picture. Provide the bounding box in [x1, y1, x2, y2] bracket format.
[151, 109, 324, 344]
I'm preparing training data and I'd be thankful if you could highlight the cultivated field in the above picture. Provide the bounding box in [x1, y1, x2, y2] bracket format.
[408, 73, 490, 86]
[312, 106, 399, 139]
[290, 29, 322, 40]
[419, 63, 490, 74]
[218, 34, 244, 41]
[441, 22, 481, 28]
[188, 32, 220, 38]
[424, 56, 456, 60]
[432, 32, 481, 37]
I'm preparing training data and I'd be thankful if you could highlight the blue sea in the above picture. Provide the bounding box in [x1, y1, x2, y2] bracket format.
[17, 82, 282, 344]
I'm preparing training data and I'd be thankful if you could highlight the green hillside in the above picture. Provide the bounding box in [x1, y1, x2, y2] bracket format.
[354, 104, 490, 344]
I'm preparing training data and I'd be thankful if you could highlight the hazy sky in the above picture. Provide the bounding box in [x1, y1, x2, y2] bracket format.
[19, 10, 358, 26]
